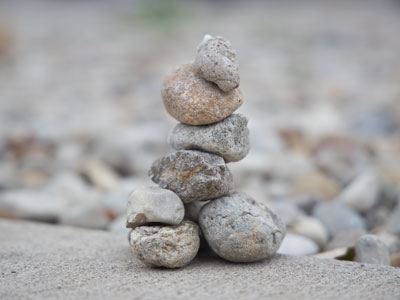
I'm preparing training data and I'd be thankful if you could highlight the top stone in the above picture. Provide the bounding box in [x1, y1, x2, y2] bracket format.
[195, 35, 240, 92]
[162, 63, 243, 125]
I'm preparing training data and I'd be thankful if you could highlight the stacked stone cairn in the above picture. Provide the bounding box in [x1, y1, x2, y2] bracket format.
[126, 35, 286, 268]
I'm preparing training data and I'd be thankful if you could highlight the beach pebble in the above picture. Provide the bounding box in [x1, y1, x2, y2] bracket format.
[126, 187, 184, 228]
[129, 220, 200, 268]
[336, 170, 380, 213]
[168, 114, 249, 162]
[148, 150, 233, 203]
[313, 202, 366, 237]
[355, 234, 390, 266]
[199, 192, 285, 262]
[325, 228, 366, 251]
[278, 233, 319, 256]
[194, 35, 240, 92]
[291, 216, 328, 249]
[161, 63, 243, 125]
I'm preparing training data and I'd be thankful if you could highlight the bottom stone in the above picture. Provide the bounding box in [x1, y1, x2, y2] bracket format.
[130, 220, 200, 268]
[199, 192, 286, 263]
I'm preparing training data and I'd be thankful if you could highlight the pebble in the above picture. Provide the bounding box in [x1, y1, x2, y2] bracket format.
[313, 202, 366, 238]
[148, 150, 233, 203]
[355, 234, 390, 266]
[372, 229, 400, 255]
[336, 170, 380, 213]
[194, 35, 240, 92]
[325, 228, 366, 251]
[290, 169, 340, 200]
[269, 201, 304, 227]
[385, 203, 400, 235]
[291, 216, 328, 249]
[126, 187, 184, 228]
[79, 159, 119, 192]
[161, 63, 243, 125]
[129, 220, 200, 268]
[278, 233, 319, 256]
[198, 192, 285, 263]
[168, 114, 249, 163]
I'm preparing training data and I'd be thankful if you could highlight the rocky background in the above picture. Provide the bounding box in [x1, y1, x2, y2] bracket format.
[0, 0, 400, 263]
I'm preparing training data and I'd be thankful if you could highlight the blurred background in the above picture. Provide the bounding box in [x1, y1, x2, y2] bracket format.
[0, 0, 400, 257]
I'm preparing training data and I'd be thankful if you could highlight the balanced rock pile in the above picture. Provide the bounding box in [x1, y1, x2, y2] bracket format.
[127, 35, 286, 268]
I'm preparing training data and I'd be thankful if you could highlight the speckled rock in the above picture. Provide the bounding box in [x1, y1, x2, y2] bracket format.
[129, 220, 200, 268]
[199, 192, 286, 262]
[168, 114, 249, 162]
[355, 234, 390, 266]
[126, 187, 184, 228]
[194, 35, 240, 92]
[148, 150, 234, 203]
[161, 63, 243, 125]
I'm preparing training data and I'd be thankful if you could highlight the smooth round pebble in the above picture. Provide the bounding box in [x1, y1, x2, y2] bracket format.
[168, 113, 249, 162]
[194, 35, 240, 92]
[148, 150, 233, 203]
[129, 220, 200, 268]
[126, 186, 184, 228]
[161, 63, 243, 125]
[291, 216, 328, 249]
[199, 192, 286, 263]
[278, 233, 319, 256]
[355, 234, 390, 266]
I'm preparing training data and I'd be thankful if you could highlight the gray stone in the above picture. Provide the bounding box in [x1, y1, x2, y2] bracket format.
[336, 170, 380, 213]
[313, 202, 366, 238]
[199, 192, 286, 262]
[161, 63, 243, 125]
[291, 216, 328, 249]
[386, 203, 400, 235]
[126, 186, 184, 228]
[148, 150, 234, 203]
[129, 220, 200, 268]
[168, 114, 249, 163]
[373, 229, 400, 255]
[355, 234, 391, 266]
[194, 34, 240, 92]
[1, 219, 400, 300]
[326, 228, 367, 251]
[278, 233, 319, 256]
[269, 200, 304, 227]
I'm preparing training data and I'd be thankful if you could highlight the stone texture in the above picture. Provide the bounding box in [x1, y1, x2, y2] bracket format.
[184, 200, 209, 223]
[126, 187, 184, 228]
[336, 170, 380, 213]
[291, 216, 328, 249]
[148, 150, 233, 203]
[129, 220, 200, 268]
[355, 234, 391, 266]
[199, 192, 286, 262]
[313, 202, 366, 238]
[168, 113, 249, 162]
[1, 219, 400, 300]
[278, 233, 319, 256]
[161, 63, 243, 125]
[194, 35, 240, 92]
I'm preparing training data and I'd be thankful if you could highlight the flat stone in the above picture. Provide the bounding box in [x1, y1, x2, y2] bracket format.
[313, 202, 366, 238]
[199, 192, 286, 262]
[161, 63, 243, 125]
[148, 150, 233, 203]
[194, 35, 240, 92]
[126, 187, 184, 228]
[129, 220, 200, 268]
[291, 216, 328, 249]
[278, 233, 319, 256]
[355, 234, 391, 266]
[1, 219, 400, 300]
[168, 113, 249, 163]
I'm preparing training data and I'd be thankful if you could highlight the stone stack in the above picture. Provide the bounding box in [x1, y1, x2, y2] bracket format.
[127, 35, 286, 268]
